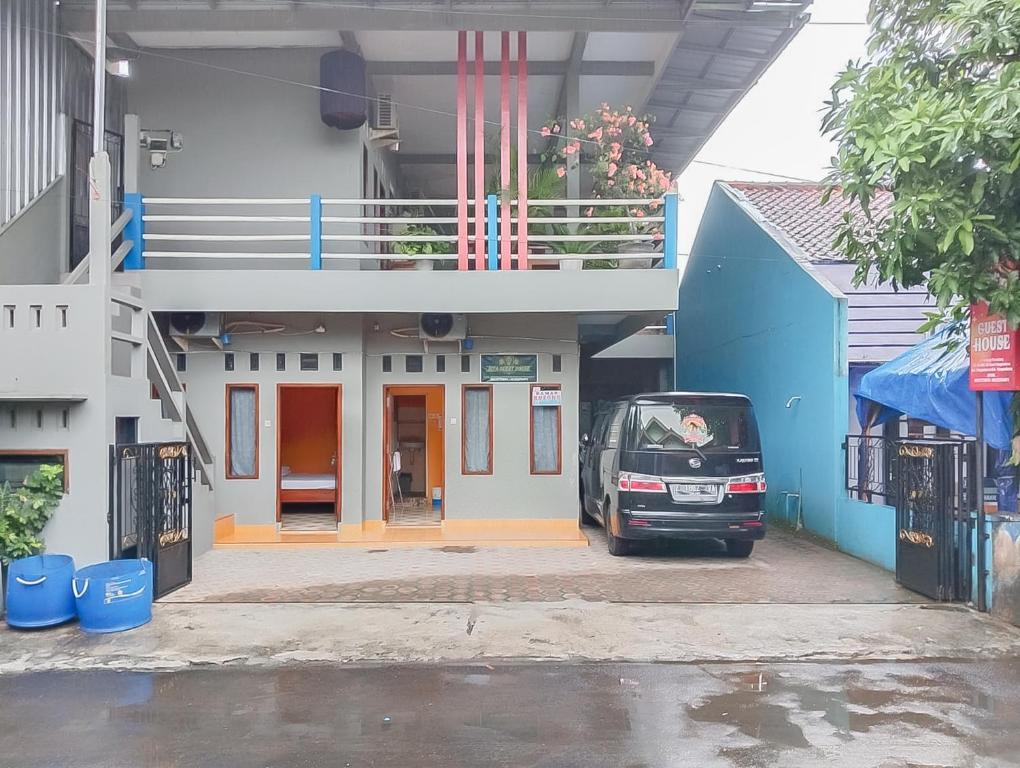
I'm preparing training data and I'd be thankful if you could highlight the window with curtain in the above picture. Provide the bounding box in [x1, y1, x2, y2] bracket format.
[463, 385, 492, 474]
[227, 385, 258, 478]
[531, 385, 562, 474]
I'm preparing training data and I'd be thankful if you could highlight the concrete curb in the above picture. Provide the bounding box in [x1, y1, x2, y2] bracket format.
[1, 601, 1018, 674]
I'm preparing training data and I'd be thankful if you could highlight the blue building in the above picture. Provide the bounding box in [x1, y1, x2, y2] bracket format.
[676, 181, 932, 570]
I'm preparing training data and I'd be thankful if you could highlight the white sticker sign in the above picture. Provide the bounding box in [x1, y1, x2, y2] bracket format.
[532, 387, 562, 407]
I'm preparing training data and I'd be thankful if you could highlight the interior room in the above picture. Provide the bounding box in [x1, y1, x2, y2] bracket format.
[278, 385, 341, 532]
[388, 394, 434, 525]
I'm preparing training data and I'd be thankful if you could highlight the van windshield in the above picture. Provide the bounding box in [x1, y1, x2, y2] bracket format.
[634, 400, 760, 452]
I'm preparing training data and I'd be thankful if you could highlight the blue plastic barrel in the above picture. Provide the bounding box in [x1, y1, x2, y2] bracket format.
[73, 559, 153, 634]
[5, 554, 77, 628]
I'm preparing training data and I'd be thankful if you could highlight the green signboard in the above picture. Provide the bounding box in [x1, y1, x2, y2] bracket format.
[480, 354, 537, 382]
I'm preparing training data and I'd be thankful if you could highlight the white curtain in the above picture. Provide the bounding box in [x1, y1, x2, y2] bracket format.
[229, 387, 257, 477]
[532, 405, 560, 473]
[464, 388, 491, 472]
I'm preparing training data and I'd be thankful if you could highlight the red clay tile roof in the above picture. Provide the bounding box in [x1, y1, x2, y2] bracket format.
[724, 181, 893, 263]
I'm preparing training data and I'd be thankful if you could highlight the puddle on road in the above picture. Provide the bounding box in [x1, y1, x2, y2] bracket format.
[687, 666, 993, 766]
[688, 671, 810, 749]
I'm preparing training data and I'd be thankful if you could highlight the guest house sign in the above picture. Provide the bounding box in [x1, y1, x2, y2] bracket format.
[480, 354, 538, 382]
[970, 303, 1020, 391]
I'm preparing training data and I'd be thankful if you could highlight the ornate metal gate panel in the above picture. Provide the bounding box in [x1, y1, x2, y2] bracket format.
[109, 442, 193, 598]
[894, 440, 974, 601]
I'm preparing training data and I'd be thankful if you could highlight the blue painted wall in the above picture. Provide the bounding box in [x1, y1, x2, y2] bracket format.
[837, 499, 896, 571]
[676, 184, 849, 542]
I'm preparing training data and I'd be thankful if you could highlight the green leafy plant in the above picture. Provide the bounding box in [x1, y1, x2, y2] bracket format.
[0, 465, 65, 565]
[393, 222, 453, 257]
[822, 0, 1020, 460]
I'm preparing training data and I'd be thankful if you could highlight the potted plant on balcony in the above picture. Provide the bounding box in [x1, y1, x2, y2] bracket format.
[392, 212, 454, 271]
[488, 149, 567, 262]
[541, 104, 674, 268]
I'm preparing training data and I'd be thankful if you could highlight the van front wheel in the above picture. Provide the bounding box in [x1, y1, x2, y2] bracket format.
[724, 539, 754, 558]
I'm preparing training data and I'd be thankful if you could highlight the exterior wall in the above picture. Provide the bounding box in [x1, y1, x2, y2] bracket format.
[178, 313, 365, 527]
[0, 285, 109, 566]
[675, 185, 848, 541]
[363, 313, 579, 524]
[126, 48, 367, 203]
[818, 262, 933, 364]
[836, 498, 896, 571]
[992, 519, 1018, 625]
[0, 283, 199, 567]
[0, 177, 68, 285]
[177, 311, 579, 527]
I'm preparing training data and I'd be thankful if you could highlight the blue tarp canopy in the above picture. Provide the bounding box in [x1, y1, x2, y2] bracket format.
[854, 327, 1013, 451]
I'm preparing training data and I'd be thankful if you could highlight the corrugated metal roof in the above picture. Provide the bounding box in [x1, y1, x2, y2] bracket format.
[645, 1, 812, 172]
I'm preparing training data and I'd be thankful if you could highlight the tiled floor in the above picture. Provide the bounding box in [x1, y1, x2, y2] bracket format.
[388, 498, 441, 526]
[169, 527, 924, 605]
[280, 513, 337, 532]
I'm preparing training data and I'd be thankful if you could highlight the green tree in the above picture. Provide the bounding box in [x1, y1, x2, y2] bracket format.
[822, 0, 1020, 455]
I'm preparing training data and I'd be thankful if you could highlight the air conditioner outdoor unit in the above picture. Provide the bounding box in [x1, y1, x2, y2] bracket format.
[375, 93, 397, 130]
[169, 312, 222, 340]
[369, 93, 400, 149]
[418, 313, 467, 342]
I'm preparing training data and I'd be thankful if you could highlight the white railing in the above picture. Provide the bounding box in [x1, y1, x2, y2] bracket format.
[132, 193, 679, 270]
[63, 207, 136, 285]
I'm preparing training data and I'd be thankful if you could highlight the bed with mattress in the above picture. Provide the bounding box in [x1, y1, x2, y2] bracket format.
[279, 472, 337, 504]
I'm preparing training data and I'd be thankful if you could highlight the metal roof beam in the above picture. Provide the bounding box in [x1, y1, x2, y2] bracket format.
[671, 40, 773, 62]
[367, 59, 653, 77]
[654, 74, 748, 92]
[645, 101, 723, 116]
[399, 153, 546, 165]
[60, 5, 696, 34]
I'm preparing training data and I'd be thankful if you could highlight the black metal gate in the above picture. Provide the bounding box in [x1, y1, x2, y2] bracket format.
[893, 439, 975, 601]
[109, 442, 193, 598]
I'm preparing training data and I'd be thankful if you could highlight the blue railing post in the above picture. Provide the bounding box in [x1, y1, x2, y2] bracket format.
[310, 193, 322, 270]
[486, 194, 499, 271]
[662, 192, 678, 269]
[665, 313, 675, 336]
[123, 192, 145, 270]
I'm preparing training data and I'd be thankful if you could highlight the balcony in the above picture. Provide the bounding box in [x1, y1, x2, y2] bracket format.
[127, 193, 679, 272]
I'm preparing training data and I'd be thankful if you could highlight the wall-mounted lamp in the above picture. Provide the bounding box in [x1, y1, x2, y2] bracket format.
[785, 396, 802, 409]
[107, 59, 131, 78]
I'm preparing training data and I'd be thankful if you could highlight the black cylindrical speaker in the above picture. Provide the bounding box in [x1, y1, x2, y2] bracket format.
[320, 49, 368, 130]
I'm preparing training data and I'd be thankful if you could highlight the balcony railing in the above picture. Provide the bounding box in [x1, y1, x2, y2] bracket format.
[125, 192, 679, 271]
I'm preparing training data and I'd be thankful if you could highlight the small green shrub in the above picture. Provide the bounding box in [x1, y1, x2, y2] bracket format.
[0, 465, 65, 565]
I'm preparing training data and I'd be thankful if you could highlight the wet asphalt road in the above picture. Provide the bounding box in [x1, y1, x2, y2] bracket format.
[2, 661, 1020, 768]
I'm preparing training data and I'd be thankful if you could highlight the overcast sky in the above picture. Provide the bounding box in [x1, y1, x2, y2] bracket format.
[675, 0, 871, 256]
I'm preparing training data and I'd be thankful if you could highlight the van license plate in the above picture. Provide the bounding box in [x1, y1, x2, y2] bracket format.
[671, 483, 718, 502]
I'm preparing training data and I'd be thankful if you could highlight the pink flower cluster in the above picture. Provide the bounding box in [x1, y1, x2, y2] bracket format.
[540, 102, 674, 237]
[542, 102, 673, 201]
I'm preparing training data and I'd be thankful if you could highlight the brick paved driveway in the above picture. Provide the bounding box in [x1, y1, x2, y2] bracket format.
[168, 526, 923, 605]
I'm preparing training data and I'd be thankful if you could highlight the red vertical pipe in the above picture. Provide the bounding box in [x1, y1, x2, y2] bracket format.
[474, 32, 485, 271]
[456, 31, 469, 270]
[500, 31, 511, 271]
[516, 31, 528, 270]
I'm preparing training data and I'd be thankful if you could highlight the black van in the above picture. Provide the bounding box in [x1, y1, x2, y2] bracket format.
[579, 392, 766, 557]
